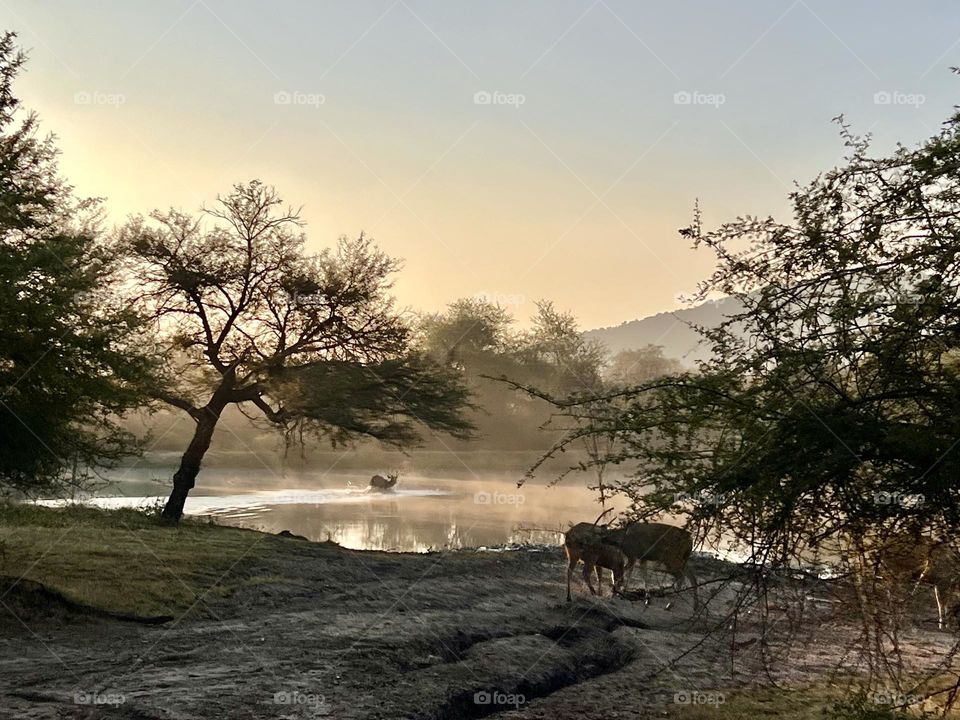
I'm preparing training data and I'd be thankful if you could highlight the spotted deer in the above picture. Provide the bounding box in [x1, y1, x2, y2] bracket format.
[563, 522, 627, 601]
[603, 522, 698, 608]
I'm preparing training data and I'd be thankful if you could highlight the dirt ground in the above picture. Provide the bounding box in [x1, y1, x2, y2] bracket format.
[2, 533, 958, 720]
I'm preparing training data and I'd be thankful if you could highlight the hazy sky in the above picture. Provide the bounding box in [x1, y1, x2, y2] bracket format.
[5, 1, 959, 328]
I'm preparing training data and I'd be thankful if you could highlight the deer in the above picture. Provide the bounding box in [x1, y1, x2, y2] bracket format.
[873, 533, 960, 630]
[603, 522, 698, 608]
[563, 521, 627, 602]
[368, 471, 399, 492]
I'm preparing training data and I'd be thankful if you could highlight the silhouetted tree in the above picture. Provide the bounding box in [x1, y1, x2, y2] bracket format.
[518, 109, 960, 557]
[0, 32, 154, 496]
[122, 181, 472, 520]
[501, 109, 960, 696]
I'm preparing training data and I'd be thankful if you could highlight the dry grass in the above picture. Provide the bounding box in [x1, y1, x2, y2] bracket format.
[665, 682, 960, 719]
[0, 503, 276, 617]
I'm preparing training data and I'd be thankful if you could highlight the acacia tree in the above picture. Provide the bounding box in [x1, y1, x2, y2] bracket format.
[123, 181, 471, 520]
[497, 108, 960, 702]
[518, 110, 960, 551]
[0, 32, 154, 495]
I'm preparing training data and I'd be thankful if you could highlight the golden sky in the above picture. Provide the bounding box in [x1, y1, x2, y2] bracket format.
[6, 0, 958, 328]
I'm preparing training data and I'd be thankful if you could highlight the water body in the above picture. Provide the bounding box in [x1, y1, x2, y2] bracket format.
[63, 470, 616, 552]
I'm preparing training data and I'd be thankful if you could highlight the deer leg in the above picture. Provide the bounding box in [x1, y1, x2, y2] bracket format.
[566, 549, 578, 602]
[936, 585, 945, 630]
[686, 567, 700, 611]
[583, 562, 598, 595]
[623, 557, 637, 590]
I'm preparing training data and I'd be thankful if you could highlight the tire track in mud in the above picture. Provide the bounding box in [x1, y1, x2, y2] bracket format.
[407, 604, 649, 719]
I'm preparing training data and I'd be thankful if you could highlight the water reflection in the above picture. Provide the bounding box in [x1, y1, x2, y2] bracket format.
[211, 479, 600, 551]
[71, 474, 614, 552]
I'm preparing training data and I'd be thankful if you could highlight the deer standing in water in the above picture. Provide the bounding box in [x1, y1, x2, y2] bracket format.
[368, 472, 399, 491]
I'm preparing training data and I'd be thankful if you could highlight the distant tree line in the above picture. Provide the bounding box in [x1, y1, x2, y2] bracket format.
[418, 297, 682, 454]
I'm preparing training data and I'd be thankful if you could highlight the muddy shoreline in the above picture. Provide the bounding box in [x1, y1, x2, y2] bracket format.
[2, 534, 955, 719]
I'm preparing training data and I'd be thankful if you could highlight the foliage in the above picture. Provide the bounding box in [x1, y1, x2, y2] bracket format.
[606, 346, 684, 387]
[522, 109, 960, 550]
[0, 32, 154, 496]
[122, 180, 472, 518]
[420, 298, 607, 451]
[509, 105, 960, 701]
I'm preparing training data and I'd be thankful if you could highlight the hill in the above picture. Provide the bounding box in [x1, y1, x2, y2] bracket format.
[584, 296, 745, 365]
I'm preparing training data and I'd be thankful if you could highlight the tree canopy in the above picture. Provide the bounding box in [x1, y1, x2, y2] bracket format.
[0, 32, 154, 496]
[122, 180, 472, 519]
[521, 110, 960, 565]
[420, 298, 609, 452]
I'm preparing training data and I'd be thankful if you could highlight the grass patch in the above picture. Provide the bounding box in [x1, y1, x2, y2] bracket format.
[665, 683, 957, 719]
[0, 502, 276, 618]
[663, 685, 834, 719]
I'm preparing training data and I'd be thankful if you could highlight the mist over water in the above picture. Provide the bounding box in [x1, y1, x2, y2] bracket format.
[77, 468, 620, 552]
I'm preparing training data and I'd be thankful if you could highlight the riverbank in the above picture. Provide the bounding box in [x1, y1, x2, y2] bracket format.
[2, 505, 957, 719]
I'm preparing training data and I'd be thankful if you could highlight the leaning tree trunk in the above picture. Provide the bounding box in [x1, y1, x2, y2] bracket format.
[161, 405, 223, 521]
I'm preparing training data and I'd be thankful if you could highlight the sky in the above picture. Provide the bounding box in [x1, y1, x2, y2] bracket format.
[4, 0, 959, 329]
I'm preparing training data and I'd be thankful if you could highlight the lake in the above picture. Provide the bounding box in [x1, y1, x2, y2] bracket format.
[72, 469, 621, 552]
